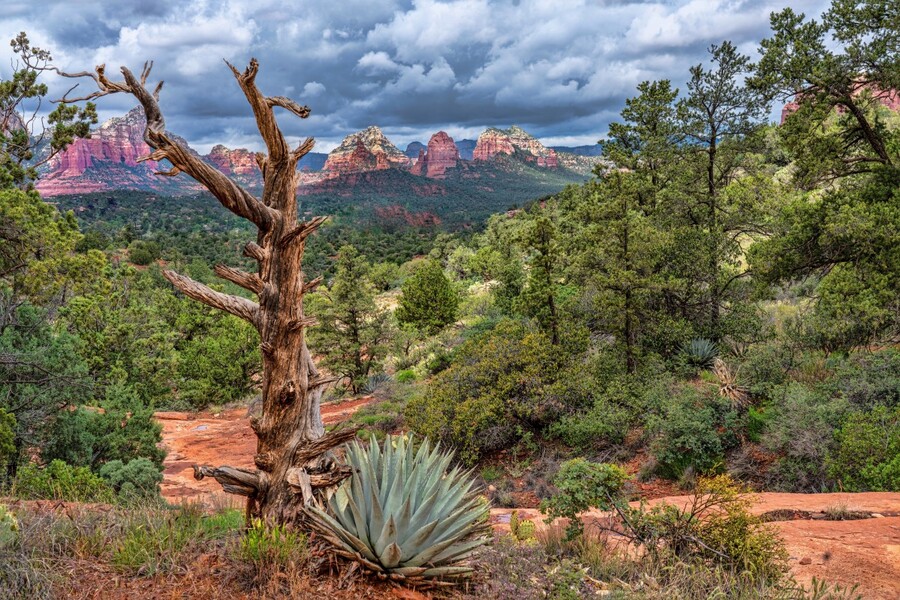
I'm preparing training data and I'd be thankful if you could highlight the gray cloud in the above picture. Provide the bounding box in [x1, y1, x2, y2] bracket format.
[2, 0, 830, 152]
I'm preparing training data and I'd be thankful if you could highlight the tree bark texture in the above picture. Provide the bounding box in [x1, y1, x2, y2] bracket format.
[57, 59, 355, 525]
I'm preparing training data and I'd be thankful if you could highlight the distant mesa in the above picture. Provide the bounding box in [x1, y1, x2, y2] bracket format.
[473, 125, 559, 167]
[36, 108, 603, 196]
[322, 126, 411, 174]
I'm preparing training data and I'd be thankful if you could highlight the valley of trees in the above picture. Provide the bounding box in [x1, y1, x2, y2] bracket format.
[1, 1, 899, 598]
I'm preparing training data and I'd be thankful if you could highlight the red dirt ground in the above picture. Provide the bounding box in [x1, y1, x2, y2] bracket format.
[156, 404, 900, 599]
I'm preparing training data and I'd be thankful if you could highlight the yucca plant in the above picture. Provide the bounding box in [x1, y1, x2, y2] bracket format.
[307, 434, 490, 587]
[682, 338, 719, 370]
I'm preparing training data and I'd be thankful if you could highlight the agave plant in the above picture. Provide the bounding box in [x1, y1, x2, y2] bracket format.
[683, 337, 719, 370]
[307, 434, 490, 587]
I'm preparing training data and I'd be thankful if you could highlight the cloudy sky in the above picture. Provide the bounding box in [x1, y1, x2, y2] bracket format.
[1, 0, 829, 153]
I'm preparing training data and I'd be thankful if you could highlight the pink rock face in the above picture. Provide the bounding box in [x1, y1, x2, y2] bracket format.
[37, 106, 201, 196]
[420, 131, 460, 178]
[323, 126, 411, 174]
[472, 125, 558, 167]
[473, 128, 516, 160]
[205, 145, 261, 187]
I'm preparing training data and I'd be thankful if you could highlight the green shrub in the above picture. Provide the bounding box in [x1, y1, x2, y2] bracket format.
[11, 460, 114, 503]
[762, 383, 848, 491]
[127, 240, 161, 266]
[549, 372, 668, 450]
[395, 369, 416, 383]
[99, 458, 163, 501]
[0, 504, 18, 548]
[396, 259, 460, 335]
[827, 405, 900, 491]
[238, 519, 307, 568]
[0, 408, 15, 471]
[541, 458, 628, 539]
[825, 350, 900, 410]
[405, 320, 566, 464]
[649, 387, 738, 480]
[622, 476, 788, 583]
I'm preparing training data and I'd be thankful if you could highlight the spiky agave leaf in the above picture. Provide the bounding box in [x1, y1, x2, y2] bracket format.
[307, 434, 490, 586]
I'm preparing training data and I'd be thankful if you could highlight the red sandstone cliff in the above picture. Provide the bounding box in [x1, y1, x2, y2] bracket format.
[472, 125, 558, 167]
[410, 131, 460, 179]
[322, 126, 411, 174]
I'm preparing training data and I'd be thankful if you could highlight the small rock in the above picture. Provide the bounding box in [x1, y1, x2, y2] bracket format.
[799, 557, 812, 565]
[487, 485, 496, 493]
[871, 513, 884, 518]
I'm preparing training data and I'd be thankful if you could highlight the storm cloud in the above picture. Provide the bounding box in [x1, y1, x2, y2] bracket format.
[1, 0, 829, 152]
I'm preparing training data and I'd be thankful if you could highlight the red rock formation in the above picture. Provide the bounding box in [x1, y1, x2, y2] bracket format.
[322, 126, 410, 174]
[37, 107, 201, 196]
[206, 145, 262, 187]
[416, 131, 459, 178]
[472, 128, 516, 161]
[472, 125, 558, 167]
[410, 149, 427, 176]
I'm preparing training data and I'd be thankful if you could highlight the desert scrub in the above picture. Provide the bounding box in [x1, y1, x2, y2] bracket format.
[237, 519, 307, 567]
[541, 458, 628, 539]
[623, 475, 788, 583]
[11, 460, 115, 503]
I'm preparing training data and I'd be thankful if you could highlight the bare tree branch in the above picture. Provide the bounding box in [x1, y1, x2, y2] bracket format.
[52, 63, 277, 230]
[163, 270, 259, 325]
[214, 264, 264, 295]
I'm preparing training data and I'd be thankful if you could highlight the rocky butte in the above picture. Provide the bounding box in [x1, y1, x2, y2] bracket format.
[37, 107, 200, 196]
[322, 125, 411, 175]
[410, 131, 460, 179]
[473, 125, 559, 168]
[205, 145, 261, 188]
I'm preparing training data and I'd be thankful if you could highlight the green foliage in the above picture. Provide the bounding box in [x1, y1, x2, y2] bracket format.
[762, 383, 849, 491]
[622, 476, 788, 582]
[649, 386, 738, 479]
[681, 338, 719, 371]
[1, 33, 96, 191]
[98, 458, 163, 501]
[541, 459, 628, 539]
[395, 369, 416, 383]
[307, 434, 490, 586]
[405, 320, 567, 464]
[11, 460, 114, 503]
[309, 245, 391, 393]
[127, 239, 161, 266]
[239, 519, 307, 567]
[0, 409, 15, 470]
[396, 259, 459, 335]
[828, 405, 900, 491]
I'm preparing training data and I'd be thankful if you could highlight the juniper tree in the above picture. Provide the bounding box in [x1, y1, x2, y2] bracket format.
[55, 58, 356, 525]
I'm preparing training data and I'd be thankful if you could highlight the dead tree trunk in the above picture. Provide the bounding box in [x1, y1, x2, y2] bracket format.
[56, 59, 356, 525]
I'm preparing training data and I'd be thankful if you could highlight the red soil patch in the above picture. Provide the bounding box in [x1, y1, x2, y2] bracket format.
[157, 405, 900, 599]
[156, 398, 374, 505]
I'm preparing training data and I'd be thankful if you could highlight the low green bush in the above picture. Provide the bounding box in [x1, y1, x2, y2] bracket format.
[762, 383, 848, 491]
[827, 404, 900, 491]
[11, 460, 114, 503]
[540, 458, 628, 539]
[98, 458, 163, 501]
[649, 387, 738, 480]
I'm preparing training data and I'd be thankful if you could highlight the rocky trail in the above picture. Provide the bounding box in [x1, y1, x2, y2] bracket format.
[155, 402, 900, 599]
